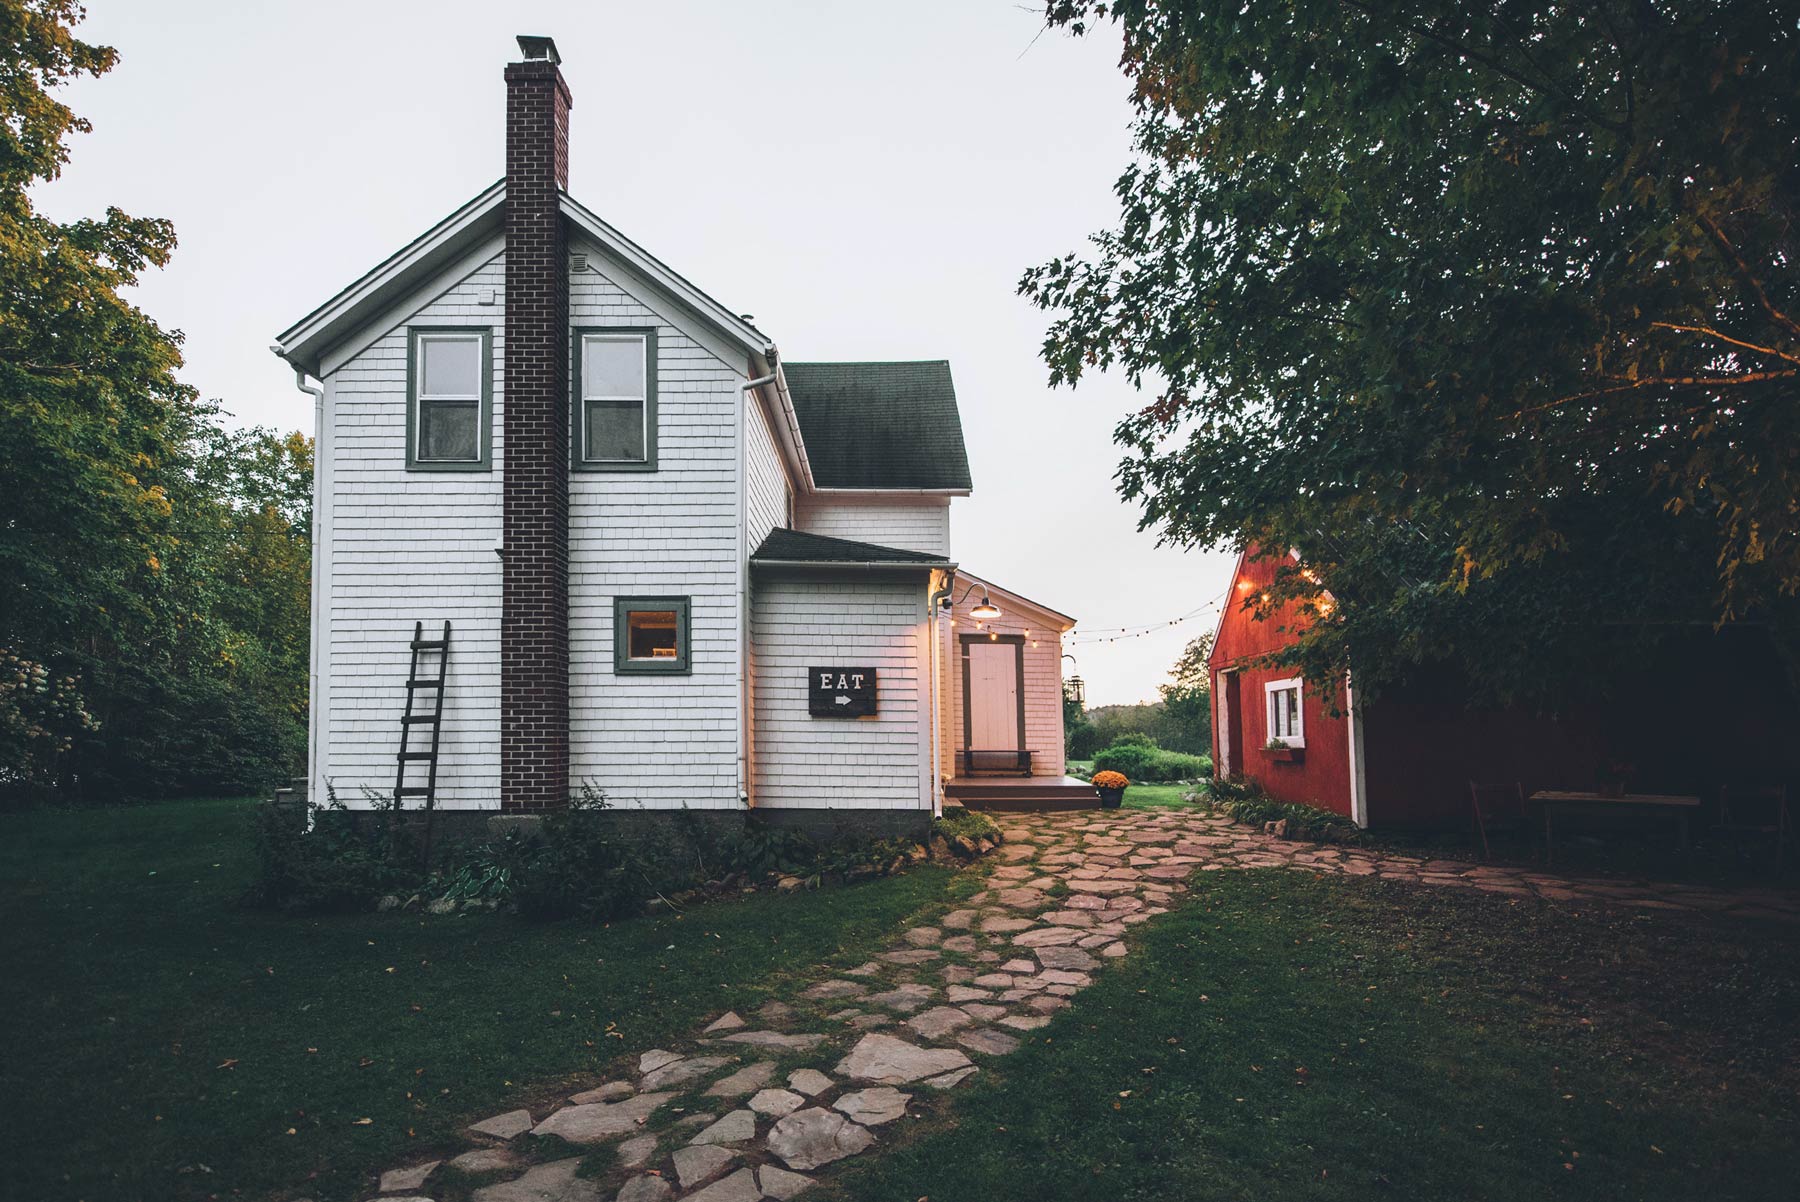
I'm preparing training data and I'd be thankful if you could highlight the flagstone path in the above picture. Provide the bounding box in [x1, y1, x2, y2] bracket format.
[361, 806, 1799, 1202]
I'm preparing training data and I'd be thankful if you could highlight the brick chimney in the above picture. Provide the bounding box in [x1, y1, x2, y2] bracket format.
[501, 35, 572, 812]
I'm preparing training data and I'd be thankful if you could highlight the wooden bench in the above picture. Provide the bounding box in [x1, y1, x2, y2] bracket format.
[1528, 790, 1702, 864]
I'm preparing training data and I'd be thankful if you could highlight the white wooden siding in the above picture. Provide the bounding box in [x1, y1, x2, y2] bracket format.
[567, 241, 744, 808]
[795, 497, 951, 556]
[745, 390, 790, 549]
[752, 577, 932, 809]
[315, 254, 506, 809]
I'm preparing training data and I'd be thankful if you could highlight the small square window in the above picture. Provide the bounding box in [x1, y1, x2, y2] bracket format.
[1265, 677, 1305, 747]
[576, 329, 657, 470]
[408, 329, 490, 470]
[614, 596, 690, 674]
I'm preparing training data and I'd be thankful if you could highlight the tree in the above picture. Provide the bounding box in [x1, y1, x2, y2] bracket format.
[0, 2, 311, 797]
[1024, 1, 1800, 702]
[1158, 634, 1212, 753]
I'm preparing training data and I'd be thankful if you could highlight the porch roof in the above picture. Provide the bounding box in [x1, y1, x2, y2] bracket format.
[750, 527, 951, 569]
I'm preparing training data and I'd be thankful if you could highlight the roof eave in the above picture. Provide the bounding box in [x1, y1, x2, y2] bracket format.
[272, 179, 508, 377]
[560, 191, 772, 360]
[953, 570, 1079, 630]
[807, 487, 972, 498]
[750, 558, 955, 574]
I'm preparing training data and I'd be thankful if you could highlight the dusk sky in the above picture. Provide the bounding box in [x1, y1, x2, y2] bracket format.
[37, 0, 1239, 705]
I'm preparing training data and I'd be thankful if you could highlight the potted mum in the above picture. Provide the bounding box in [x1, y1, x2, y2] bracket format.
[1092, 770, 1129, 809]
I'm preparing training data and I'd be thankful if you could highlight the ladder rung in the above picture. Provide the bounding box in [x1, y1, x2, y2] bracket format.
[401, 714, 439, 724]
[398, 751, 435, 762]
[395, 787, 432, 798]
[411, 639, 448, 650]
[406, 679, 444, 689]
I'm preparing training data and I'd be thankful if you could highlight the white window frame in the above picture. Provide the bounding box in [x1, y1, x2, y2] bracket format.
[579, 331, 650, 466]
[412, 330, 486, 466]
[1264, 676, 1305, 748]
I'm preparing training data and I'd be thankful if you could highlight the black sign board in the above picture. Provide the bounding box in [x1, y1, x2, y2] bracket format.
[809, 666, 878, 717]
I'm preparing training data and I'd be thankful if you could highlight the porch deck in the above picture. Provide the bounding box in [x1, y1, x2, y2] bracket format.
[944, 775, 1101, 812]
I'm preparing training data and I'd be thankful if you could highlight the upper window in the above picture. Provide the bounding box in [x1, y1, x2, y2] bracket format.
[1265, 677, 1304, 747]
[576, 329, 658, 471]
[408, 329, 491, 470]
[613, 596, 690, 674]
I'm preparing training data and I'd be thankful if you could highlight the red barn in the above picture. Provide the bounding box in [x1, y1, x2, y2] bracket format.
[1209, 547, 1800, 829]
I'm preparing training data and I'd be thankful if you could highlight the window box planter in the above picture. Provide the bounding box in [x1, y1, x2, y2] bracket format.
[1263, 746, 1305, 764]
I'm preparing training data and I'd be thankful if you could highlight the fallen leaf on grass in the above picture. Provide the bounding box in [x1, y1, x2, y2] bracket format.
[352, 1118, 373, 1126]
[216, 1059, 238, 1070]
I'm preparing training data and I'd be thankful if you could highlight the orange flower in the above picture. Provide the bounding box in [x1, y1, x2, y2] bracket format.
[1092, 770, 1129, 789]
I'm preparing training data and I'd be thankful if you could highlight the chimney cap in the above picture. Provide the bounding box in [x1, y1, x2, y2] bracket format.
[515, 35, 561, 65]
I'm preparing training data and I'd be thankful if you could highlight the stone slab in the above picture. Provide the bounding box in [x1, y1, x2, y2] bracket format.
[834, 1032, 972, 1084]
[765, 1108, 876, 1171]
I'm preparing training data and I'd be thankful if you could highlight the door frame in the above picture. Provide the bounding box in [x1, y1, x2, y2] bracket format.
[960, 633, 1026, 753]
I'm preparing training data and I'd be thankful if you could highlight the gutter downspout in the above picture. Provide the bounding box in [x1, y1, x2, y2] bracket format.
[282, 355, 326, 807]
[929, 576, 955, 816]
[737, 369, 777, 809]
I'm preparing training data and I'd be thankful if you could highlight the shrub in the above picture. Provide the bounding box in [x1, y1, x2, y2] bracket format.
[1092, 738, 1211, 782]
[1206, 778, 1361, 841]
[247, 783, 929, 919]
[1066, 721, 1101, 761]
[933, 809, 1000, 845]
[242, 787, 425, 913]
[507, 790, 651, 920]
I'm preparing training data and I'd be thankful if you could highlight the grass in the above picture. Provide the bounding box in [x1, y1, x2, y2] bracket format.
[0, 797, 954, 1202]
[1120, 781, 1208, 810]
[832, 869, 1800, 1202]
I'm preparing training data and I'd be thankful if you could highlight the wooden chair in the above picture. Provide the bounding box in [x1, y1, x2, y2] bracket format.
[1468, 781, 1528, 860]
[1718, 784, 1792, 873]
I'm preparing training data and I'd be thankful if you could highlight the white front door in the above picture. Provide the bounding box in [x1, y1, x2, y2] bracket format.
[967, 641, 1020, 750]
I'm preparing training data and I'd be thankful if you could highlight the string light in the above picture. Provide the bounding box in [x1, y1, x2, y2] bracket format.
[1066, 588, 1232, 647]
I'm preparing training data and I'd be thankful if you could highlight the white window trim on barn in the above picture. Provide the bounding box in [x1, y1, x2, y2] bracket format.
[1264, 676, 1305, 748]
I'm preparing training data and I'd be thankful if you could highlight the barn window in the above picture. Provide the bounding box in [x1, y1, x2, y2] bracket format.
[407, 329, 492, 470]
[1264, 677, 1304, 747]
[575, 329, 658, 471]
[613, 596, 690, 674]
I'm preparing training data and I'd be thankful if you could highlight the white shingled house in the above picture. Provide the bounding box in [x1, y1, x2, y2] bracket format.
[272, 37, 1093, 834]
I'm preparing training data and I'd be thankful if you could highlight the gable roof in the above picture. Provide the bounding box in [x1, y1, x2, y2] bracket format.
[272, 182, 771, 378]
[781, 361, 973, 492]
[751, 527, 950, 567]
[953, 570, 1079, 632]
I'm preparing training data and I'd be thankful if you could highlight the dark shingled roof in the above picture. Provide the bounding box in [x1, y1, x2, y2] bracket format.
[782, 361, 973, 490]
[751, 528, 950, 565]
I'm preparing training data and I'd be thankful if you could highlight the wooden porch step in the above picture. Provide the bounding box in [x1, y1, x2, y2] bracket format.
[944, 776, 1101, 812]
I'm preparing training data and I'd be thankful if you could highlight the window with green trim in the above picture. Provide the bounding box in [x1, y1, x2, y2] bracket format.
[614, 596, 690, 674]
[575, 329, 657, 470]
[407, 328, 491, 470]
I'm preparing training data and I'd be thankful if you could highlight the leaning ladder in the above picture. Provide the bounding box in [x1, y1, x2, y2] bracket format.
[393, 620, 451, 859]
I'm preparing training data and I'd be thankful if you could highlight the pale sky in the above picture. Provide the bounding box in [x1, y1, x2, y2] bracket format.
[37, 0, 1238, 705]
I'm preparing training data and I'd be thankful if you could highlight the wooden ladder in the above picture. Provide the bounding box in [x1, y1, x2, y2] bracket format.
[393, 620, 451, 856]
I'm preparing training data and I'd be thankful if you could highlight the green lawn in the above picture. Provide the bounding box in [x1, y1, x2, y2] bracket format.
[833, 869, 1800, 1202]
[0, 798, 953, 1202]
[1119, 781, 1207, 810]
